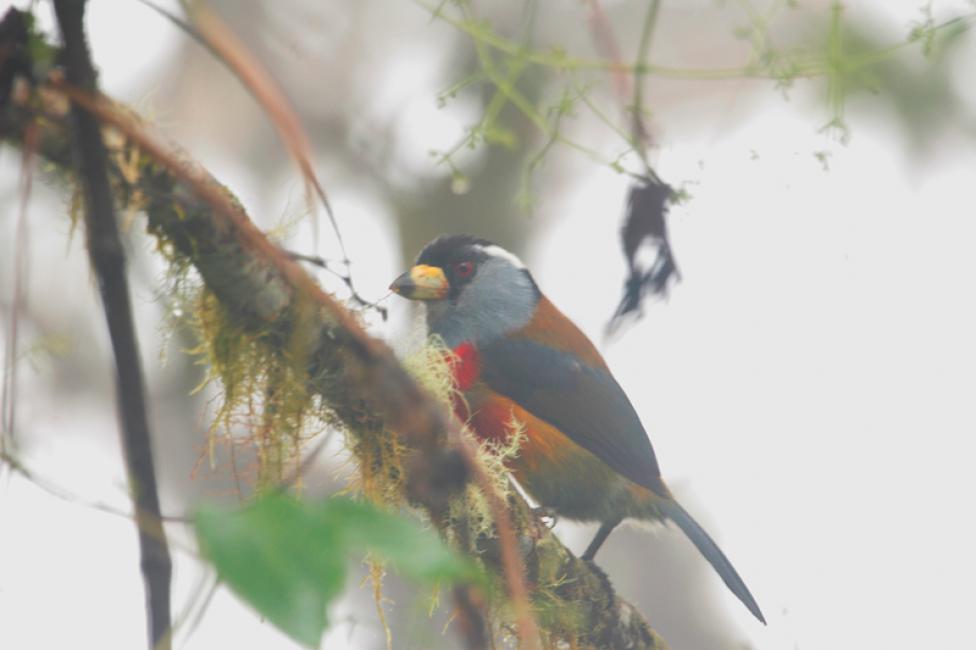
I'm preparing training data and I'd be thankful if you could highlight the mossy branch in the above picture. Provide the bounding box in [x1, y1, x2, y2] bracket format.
[0, 8, 667, 649]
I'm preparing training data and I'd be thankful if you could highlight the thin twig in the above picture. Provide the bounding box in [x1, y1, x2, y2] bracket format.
[632, 0, 661, 170]
[286, 250, 389, 319]
[1, 121, 35, 461]
[0, 449, 190, 524]
[582, 0, 662, 179]
[582, 0, 631, 101]
[179, 576, 221, 646]
[52, 2, 172, 648]
[134, 0, 225, 68]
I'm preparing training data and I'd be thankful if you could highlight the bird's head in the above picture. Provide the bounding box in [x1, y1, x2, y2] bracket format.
[390, 235, 540, 346]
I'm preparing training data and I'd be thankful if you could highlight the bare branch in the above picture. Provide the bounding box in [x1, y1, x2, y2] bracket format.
[50, 2, 172, 648]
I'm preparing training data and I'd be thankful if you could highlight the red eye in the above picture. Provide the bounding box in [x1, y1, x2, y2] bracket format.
[455, 261, 474, 278]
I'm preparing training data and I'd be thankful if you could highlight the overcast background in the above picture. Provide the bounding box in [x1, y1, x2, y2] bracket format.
[2, 1, 975, 649]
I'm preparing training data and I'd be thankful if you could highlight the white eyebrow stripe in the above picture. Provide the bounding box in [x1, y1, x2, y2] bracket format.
[479, 244, 526, 270]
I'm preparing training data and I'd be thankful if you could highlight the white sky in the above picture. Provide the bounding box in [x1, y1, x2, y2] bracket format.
[2, 1, 975, 649]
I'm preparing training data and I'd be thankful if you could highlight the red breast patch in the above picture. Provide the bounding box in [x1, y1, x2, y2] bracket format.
[450, 341, 481, 391]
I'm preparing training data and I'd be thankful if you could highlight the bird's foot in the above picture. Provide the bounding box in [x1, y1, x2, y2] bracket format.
[531, 506, 559, 529]
[581, 519, 620, 562]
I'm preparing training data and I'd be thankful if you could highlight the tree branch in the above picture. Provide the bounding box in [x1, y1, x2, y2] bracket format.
[50, 2, 171, 649]
[0, 8, 668, 648]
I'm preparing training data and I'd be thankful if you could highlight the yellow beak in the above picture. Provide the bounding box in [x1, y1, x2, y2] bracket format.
[389, 264, 449, 301]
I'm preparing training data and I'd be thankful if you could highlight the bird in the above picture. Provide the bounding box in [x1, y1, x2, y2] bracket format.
[390, 234, 765, 624]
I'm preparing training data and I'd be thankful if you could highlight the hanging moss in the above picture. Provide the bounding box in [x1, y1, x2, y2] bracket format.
[175, 283, 327, 489]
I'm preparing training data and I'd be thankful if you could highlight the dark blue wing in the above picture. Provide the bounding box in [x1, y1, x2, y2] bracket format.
[479, 338, 664, 493]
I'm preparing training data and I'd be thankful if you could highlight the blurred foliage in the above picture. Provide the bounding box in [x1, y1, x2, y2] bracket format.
[195, 493, 483, 648]
[825, 8, 975, 149]
[420, 0, 975, 181]
[409, 1, 975, 334]
[393, 4, 550, 264]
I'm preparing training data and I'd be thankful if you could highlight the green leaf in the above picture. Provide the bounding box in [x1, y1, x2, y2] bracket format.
[196, 495, 345, 648]
[195, 494, 482, 649]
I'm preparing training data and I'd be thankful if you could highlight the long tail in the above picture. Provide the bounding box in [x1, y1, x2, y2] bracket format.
[661, 500, 766, 624]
